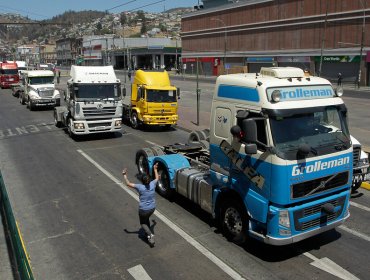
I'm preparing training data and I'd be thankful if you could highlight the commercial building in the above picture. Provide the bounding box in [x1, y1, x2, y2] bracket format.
[182, 0, 370, 85]
[82, 35, 181, 70]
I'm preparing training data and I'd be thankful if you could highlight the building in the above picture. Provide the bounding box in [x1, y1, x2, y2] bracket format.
[182, 0, 370, 85]
[56, 38, 82, 66]
[82, 35, 181, 70]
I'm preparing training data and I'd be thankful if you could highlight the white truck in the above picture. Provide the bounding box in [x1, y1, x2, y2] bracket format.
[53, 65, 123, 138]
[351, 136, 370, 191]
[135, 67, 353, 245]
[18, 70, 60, 110]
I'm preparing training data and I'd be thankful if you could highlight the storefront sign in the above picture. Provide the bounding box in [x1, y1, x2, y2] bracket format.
[246, 57, 274, 62]
[314, 56, 360, 62]
[277, 56, 310, 63]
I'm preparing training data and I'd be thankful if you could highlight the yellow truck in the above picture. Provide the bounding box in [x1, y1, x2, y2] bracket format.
[122, 70, 179, 129]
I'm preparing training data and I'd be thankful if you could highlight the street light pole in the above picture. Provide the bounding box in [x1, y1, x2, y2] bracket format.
[358, 0, 366, 88]
[211, 18, 227, 74]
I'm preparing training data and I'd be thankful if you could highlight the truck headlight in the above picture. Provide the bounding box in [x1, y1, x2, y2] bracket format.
[30, 91, 40, 99]
[115, 120, 122, 126]
[278, 210, 291, 236]
[278, 210, 290, 227]
[74, 123, 85, 129]
[54, 90, 60, 98]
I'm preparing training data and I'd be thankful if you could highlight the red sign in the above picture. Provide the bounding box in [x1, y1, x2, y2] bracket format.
[366, 51, 370, 62]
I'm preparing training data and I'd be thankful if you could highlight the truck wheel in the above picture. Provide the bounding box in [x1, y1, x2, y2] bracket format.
[136, 149, 151, 175]
[352, 182, 362, 192]
[28, 99, 34, 111]
[131, 111, 140, 129]
[19, 93, 25, 105]
[54, 110, 62, 128]
[156, 163, 173, 198]
[221, 199, 248, 245]
[68, 118, 74, 138]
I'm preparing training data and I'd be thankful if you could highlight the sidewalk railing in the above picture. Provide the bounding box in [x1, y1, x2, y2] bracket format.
[0, 171, 34, 280]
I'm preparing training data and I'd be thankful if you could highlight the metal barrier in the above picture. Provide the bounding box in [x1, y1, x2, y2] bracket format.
[0, 171, 34, 280]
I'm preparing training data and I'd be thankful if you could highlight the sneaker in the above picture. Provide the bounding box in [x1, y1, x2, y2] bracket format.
[147, 234, 155, 246]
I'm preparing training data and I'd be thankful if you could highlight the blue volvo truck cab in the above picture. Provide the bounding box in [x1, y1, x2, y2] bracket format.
[136, 67, 352, 245]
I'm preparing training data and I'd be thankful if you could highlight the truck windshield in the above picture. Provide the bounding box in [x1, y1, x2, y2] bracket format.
[74, 84, 121, 100]
[29, 76, 54, 85]
[146, 90, 177, 102]
[269, 105, 351, 160]
[1, 69, 18, 75]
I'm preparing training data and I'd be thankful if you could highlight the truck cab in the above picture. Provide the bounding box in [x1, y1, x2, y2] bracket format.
[0, 62, 19, 89]
[122, 70, 179, 129]
[20, 70, 60, 110]
[136, 67, 352, 246]
[54, 65, 123, 137]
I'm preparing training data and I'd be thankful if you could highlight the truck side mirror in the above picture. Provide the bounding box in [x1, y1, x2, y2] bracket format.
[177, 88, 180, 99]
[242, 119, 257, 143]
[122, 87, 126, 97]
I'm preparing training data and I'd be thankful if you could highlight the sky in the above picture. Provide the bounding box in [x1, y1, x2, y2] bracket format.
[0, 0, 201, 20]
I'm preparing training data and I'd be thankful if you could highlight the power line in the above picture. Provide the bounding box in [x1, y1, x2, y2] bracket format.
[128, 0, 165, 12]
[106, 0, 137, 12]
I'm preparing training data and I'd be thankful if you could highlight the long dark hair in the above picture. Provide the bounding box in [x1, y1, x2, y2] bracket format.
[141, 174, 150, 189]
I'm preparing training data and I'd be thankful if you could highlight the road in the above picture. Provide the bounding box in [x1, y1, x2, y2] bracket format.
[0, 75, 370, 280]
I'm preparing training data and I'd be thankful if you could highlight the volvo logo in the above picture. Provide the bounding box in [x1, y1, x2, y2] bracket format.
[96, 103, 104, 110]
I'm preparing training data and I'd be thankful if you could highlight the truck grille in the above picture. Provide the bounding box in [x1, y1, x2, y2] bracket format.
[82, 106, 117, 117]
[291, 171, 349, 199]
[38, 88, 54, 97]
[293, 196, 345, 231]
[88, 122, 112, 128]
[353, 145, 361, 167]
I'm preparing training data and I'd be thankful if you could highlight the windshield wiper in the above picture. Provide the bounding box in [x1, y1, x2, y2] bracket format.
[304, 173, 338, 197]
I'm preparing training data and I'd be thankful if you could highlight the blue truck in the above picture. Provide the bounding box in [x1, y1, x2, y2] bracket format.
[136, 67, 353, 245]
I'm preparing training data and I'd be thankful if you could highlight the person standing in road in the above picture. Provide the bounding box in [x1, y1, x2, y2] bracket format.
[337, 72, 342, 86]
[122, 163, 160, 247]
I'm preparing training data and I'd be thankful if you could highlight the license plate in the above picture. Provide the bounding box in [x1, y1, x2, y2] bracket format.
[9, 78, 14, 81]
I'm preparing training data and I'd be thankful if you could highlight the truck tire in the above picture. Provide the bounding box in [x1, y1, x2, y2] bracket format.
[54, 110, 62, 128]
[27, 99, 34, 111]
[131, 111, 140, 129]
[68, 118, 74, 138]
[136, 149, 153, 175]
[221, 199, 248, 245]
[19, 93, 26, 105]
[352, 182, 362, 192]
[156, 163, 173, 199]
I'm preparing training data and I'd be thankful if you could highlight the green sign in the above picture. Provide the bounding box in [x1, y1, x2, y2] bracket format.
[314, 56, 360, 63]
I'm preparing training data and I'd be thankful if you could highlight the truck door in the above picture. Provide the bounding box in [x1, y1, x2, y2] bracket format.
[137, 87, 146, 113]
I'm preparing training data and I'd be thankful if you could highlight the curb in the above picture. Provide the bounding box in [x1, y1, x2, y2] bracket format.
[361, 182, 370, 190]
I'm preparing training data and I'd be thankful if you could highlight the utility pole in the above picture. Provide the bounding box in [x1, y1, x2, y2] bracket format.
[211, 18, 227, 74]
[319, 1, 329, 77]
[357, 0, 366, 88]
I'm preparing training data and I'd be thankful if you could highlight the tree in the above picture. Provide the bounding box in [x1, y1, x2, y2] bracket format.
[96, 22, 102, 31]
[120, 13, 127, 26]
[141, 21, 147, 35]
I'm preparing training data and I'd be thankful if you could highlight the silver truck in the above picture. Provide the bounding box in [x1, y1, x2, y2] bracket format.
[19, 70, 60, 110]
[53, 65, 123, 138]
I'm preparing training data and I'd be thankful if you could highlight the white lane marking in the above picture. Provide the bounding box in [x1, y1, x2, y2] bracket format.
[145, 140, 160, 146]
[77, 149, 245, 280]
[339, 225, 370, 242]
[304, 252, 360, 280]
[350, 201, 370, 212]
[128, 265, 152, 280]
